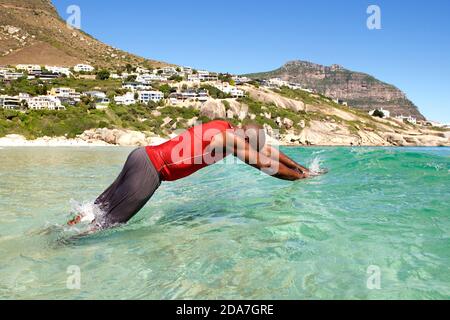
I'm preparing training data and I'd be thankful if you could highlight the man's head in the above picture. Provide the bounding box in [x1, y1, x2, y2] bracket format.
[236, 123, 266, 152]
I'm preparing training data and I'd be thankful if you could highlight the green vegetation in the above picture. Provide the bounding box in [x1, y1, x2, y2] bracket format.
[273, 86, 320, 105]
[169, 75, 183, 82]
[96, 69, 111, 80]
[3, 77, 49, 96]
[0, 102, 203, 139]
[152, 83, 176, 98]
[200, 85, 231, 99]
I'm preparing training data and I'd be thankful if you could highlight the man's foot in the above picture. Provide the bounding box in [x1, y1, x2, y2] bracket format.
[67, 212, 96, 226]
[68, 215, 82, 226]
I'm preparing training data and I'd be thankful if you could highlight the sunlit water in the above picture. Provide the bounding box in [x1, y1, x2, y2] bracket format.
[0, 147, 449, 299]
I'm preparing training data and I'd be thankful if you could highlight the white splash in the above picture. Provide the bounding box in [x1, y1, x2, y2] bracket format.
[69, 199, 105, 225]
[309, 157, 323, 175]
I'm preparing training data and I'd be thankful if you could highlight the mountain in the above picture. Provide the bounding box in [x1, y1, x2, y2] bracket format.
[0, 0, 168, 68]
[245, 60, 425, 120]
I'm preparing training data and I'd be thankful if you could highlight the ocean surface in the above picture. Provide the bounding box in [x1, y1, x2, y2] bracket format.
[0, 146, 449, 300]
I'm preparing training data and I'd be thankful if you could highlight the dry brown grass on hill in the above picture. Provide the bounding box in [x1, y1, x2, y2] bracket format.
[0, 0, 168, 68]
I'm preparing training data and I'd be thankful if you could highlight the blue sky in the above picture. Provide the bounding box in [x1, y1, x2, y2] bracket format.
[53, 0, 450, 122]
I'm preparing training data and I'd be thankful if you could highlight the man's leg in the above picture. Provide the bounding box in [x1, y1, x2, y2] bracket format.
[69, 147, 161, 228]
[261, 144, 311, 174]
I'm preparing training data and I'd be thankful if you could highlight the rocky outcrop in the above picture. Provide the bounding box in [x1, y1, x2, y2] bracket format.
[78, 128, 166, 146]
[246, 86, 305, 112]
[200, 100, 226, 119]
[246, 60, 425, 120]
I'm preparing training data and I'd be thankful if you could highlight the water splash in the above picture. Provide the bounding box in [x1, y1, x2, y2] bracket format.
[69, 199, 107, 226]
[309, 156, 323, 175]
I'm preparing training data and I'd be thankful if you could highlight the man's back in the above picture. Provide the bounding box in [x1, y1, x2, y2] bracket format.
[146, 120, 233, 181]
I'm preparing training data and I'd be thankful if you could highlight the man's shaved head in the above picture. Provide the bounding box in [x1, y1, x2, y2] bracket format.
[238, 123, 267, 151]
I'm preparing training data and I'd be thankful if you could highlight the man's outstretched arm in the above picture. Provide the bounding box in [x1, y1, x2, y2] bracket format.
[219, 131, 308, 181]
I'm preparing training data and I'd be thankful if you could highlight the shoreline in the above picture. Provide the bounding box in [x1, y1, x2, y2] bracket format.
[1, 133, 449, 148]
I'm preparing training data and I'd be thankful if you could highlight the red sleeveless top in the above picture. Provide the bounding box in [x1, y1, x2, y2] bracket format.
[146, 120, 233, 181]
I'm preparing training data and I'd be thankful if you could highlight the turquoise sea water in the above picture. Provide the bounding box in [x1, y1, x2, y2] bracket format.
[0, 146, 449, 300]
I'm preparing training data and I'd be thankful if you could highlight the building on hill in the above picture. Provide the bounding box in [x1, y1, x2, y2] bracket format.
[182, 67, 193, 75]
[83, 91, 107, 99]
[0, 95, 21, 110]
[333, 98, 349, 107]
[114, 92, 136, 106]
[138, 91, 164, 104]
[136, 67, 150, 74]
[197, 89, 209, 102]
[27, 96, 65, 110]
[232, 76, 251, 84]
[268, 78, 288, 87]
[48, 87, 81, 103]
[45, 66, 72, 77]
[1, 71, 24, 81]
[214, 82, 245, 98]
[39, 72, 61, 81]
[122, 82, 152, 91]
[16, 64, 42, 73]
[396, 115, 417, 124]
[74, 64, 95, 73]
[136, 74, 168, 84]
[83, 91, 110, 109]
[162, 67, 178, 76]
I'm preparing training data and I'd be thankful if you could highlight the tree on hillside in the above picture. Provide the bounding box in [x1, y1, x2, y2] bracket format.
[159, 84, 174, 98]
[96, 69, 110, 80]
[169, 75, 183, 82]
[126, 75, 137, 82]
[372, 109, 385, 118]
[125, 64, 133, 73]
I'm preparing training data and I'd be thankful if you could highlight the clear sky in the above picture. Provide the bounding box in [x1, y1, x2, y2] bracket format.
[53, 0, 450, 123]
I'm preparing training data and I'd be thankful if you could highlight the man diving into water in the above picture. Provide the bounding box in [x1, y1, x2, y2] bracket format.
[68, 120, 318, 228]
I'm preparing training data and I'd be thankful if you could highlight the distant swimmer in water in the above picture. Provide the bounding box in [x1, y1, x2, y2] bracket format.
[68, 120, 323, 229]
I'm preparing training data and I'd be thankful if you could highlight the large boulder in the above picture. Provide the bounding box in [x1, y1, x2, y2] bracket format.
[228, 100, 248, 120]
[116, 131, 148, 146]
[200, 100, 226, 119]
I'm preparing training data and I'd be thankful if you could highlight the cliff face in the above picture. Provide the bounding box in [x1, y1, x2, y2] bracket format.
[246, 60, 425, 120]
[0, 0, 168, 68]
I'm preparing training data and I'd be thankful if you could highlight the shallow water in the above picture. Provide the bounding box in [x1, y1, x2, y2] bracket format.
[0, 146, 449, 299]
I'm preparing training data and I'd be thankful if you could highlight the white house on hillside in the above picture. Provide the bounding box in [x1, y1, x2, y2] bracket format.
[122, 82, 152, 91]
[215, 82, 245, 98]
[396, 115, 417, 124]
[74, 64, 95, 72]
[16, 64, 41, 73]
[27, 96, 65, 110]
[0, 95, 21, 110]
[114, 92, 136, 106]
[48, 87, 81, 102]
[138, 91, 164, 104]
[45, 66, 72, 76]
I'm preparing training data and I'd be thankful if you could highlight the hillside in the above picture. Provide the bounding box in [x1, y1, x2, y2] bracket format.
[1, 76, 448, 146]
[245, 60, 425, 120]
[0, 0, 168, 68]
